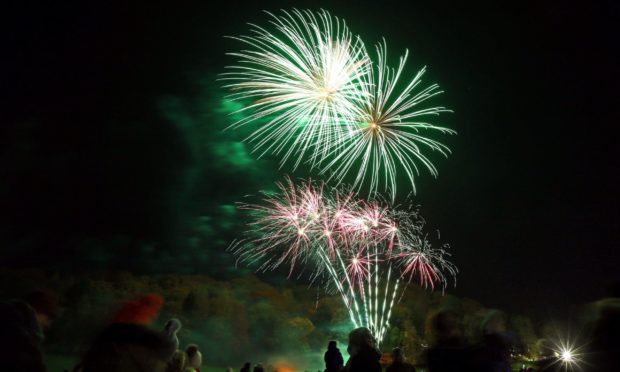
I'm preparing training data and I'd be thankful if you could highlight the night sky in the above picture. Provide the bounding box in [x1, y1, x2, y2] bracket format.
[3, 1, 619, 320]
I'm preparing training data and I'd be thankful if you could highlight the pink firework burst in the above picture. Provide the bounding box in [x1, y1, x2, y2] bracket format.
[230, 177, 456, 343]
[396, 233, 457, 290]
[399, 250, 441, 289]
[345, 248, 378, 293]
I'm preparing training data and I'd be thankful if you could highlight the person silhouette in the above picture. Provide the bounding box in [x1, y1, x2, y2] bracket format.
[425, 310, 469, 372]
[386, 347, 415, 372]
[324, 340, 344, 372]
[345, 328, 381, 372]
[0, 290, 60, 372]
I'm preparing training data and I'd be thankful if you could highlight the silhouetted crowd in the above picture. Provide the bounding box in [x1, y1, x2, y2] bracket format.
[1, 289, 619, 372]
[0, 292, 203, 372]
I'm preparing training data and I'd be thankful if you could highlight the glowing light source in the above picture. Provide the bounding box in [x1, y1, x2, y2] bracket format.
[561, 349, 573, 363]
[549, 336, 585, 371]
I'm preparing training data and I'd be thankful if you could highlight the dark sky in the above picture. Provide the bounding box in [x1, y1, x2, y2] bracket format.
[2, 0, 619, 320]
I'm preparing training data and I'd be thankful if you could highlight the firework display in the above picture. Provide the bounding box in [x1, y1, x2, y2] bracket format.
[230, 177, 457, 343]
[222, 9, 454, 198]
[221, 9, 371, 170]
[319, 41, 455, 199]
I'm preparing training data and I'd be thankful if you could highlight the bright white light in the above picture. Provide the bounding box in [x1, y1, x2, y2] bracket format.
[561, 349, 573, 362]
[552, 340, 583, 370]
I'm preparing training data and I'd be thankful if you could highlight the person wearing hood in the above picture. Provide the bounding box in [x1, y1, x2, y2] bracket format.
[185, 344, 203, 372]
[79, 294, 175, 372]
[162, 318, 182, 352]
[0, 289, 60, 372]
[324, 340, 344, 372]
[345, 328, 382, 372]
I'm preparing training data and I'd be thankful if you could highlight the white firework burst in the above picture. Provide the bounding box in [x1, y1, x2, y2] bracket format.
[318, 40, 456, 200]
[221, 9, 371, 169]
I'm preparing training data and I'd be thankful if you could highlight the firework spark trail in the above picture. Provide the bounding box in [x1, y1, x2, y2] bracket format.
[221, 9, 371, 169]
[379, 278, 400, 342]
[230, 177, 457, 343]
[223, 10, 455, 200]
[335, 248, 364, 327]
[318, 41, 456, 200]
[374, 245, 379, 335]
[316, 245, 360, 328]
[379, 265, 392, 336]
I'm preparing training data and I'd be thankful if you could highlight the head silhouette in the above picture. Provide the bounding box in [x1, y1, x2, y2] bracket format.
[347, 327, 377, 357]
[391, 347, 404, 364]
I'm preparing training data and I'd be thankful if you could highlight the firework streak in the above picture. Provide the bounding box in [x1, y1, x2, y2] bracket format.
[221, 9, 455, 200]
[230, 178, 457, 343]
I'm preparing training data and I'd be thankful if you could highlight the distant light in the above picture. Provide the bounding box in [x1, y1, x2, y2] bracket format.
[561, 349, 574, 363]
[551, 337, 583, 369]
